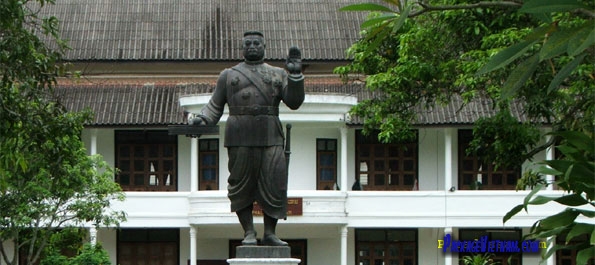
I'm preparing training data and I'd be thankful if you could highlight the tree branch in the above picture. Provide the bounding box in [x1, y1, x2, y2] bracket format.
[575, 8, 595, 18]
[411, 1, 523, 18]
[523, 130, 557, 160]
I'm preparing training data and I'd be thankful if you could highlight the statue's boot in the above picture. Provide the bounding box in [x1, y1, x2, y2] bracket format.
[262, 213, 288, 246]
[236, 206, 257, 245]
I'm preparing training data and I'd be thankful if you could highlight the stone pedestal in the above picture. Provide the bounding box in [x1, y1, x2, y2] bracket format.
[227, 246, 301, 265]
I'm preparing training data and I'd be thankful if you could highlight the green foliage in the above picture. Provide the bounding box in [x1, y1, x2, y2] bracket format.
[341, 1, 594, 263]
[338, 0, 594, 145]
[503, 131, 594, 264]
[0, 1, 125, 265]
[69, 243, 111, 265]
[42, 243, 112, 265]
[468, 110, 540, 170]
[461, 253, 500, 265]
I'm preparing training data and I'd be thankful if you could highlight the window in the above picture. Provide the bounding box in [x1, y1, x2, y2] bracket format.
[118, 229, 179, 265]
[317, 139, 337, 190]
[199, 139, 219, 190]
[356, 130, 418, 191]
[356, 229, 417, 265]
[556, 234, 595, 265]
[115, 130, 177, 191]
[458, 229, 522, 265]
[458, 130, 521, 190]
[230, 239, 307, 264]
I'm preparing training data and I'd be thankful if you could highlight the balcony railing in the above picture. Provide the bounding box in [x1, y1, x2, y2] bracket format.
[110, 190, 583, 228]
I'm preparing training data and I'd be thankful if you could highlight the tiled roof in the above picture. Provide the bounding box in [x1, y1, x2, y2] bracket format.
[55, 83, 213, 126]
[41, 0, 370, 61]
[55, 81, 531, 126]
[414, 96, 531, 125]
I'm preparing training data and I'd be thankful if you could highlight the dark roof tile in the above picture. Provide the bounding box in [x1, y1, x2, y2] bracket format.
[40, 0, 373, 61]
[55, 82, 531, 126]
[55, 83, 213, 126]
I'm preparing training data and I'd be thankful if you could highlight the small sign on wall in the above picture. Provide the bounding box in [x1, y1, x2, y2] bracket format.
[252, 198, 303, 216]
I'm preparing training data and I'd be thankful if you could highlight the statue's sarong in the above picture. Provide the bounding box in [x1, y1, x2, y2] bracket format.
[227, 145, 287, 219]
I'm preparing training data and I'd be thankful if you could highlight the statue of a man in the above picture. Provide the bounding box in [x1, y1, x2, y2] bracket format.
[188, 31, 304, 246]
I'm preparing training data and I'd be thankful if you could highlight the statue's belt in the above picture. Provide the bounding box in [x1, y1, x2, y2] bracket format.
[228, 106, 279, 116]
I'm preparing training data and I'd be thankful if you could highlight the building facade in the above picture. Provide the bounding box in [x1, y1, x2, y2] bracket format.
[4, 1, 593, 265]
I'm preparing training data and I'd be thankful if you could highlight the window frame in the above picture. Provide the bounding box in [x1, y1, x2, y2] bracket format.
[115, 130, 178, 192]
[199, 138, 220, 190]
[556, 234, 595, 265]
[355, 228, 418, 265]
[316, 138, 338, 190]
[458, 129, 521, 190]
[458, 228, 522, 265]
[355, 130, 418, 191]
[117, 228, 180, 265]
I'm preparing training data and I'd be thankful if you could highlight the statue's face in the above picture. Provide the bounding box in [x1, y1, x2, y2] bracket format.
[242, 35, 265, 61]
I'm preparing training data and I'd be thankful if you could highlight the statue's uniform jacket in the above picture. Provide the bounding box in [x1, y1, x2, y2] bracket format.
[199, 62, 304, 218]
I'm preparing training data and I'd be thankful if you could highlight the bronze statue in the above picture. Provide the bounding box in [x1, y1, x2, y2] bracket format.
[188, 31, 304, 246]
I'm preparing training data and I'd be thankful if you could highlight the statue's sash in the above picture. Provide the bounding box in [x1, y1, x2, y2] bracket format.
[231, 65, 273, 105]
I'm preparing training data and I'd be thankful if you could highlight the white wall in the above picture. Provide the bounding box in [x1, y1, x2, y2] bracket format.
[197, 238, 230, 260]
[418, 128, 442, 191]
[347, 228, 356, 265]
[290, 124, 341, 190]
[419, 228, 445, 265]
[192, 123, 348, 191]
[82, 128, 115, 166]
[178, 136, 191, 191]
[0, 239, 16, 264]
[97, 228, 117, 265]
[78, 124, 559, 265]
[179, 228, 190, 264]
[309, 238, 341, 265]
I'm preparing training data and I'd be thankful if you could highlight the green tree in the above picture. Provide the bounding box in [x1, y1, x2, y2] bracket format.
[42, 240, 112, 265]
[338, 0, 594, 263]
[336, 0, 593, 160]
[503, 131, 594, 264]
[0, 1, 126, 265]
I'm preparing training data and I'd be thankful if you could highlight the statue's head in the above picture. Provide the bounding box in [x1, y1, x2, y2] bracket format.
[242, 31, 265, 62]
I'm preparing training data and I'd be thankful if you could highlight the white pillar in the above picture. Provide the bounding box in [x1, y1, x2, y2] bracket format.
[191, 138, 198, 192]
[545, 236, 555, 265]
[444, 227, 453, 265]
[340, 225, 348, 265]
[340, 126, 349, 192]
[90, 129, 98, 156]
[89, 227, 97, 246]
[545, 133, 555, 190]
[190, 226, 197, 265]
[444, 129, 453, 191]
[90, 130, 98, 247]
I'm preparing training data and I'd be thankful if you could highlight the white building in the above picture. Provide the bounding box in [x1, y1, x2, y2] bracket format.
[7, 1, 592, 265]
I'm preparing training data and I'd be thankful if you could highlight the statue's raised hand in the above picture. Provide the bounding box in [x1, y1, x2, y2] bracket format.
[286, 46, 302, 75]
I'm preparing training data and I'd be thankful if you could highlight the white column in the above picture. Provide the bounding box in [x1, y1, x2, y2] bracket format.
[340, 225, 348, 265]
[89, 227, 97, 246]
[444, 129, 453, 191]
[190, 226, 197, 265]
[444, 227, 453, 265]
[545, 236, 555, 265]
[90, 130, 98, 247]
[191, 138, 198, 192]
[340, 126, 348, 192]
[90, 129, 98, 155]
[545, 133, 555, 190]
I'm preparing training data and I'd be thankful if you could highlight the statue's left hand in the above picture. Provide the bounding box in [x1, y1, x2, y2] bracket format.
[187, 113, 205, 126]
[286, 46, 302, 75]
